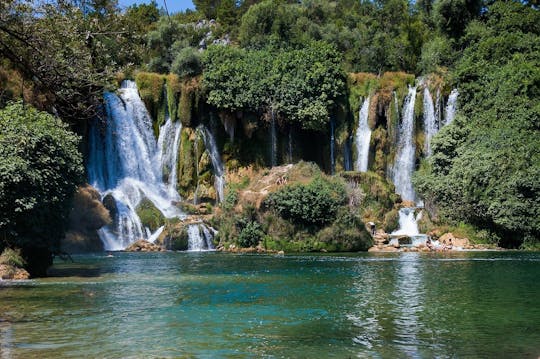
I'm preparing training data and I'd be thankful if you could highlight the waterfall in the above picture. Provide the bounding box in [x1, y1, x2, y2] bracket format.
[288, 126, 293, 164]
[88, 80, 215, 250]
[435, 89, 442, 130]
[391, 208, 420, 236]
[354, 97, 371, 172]
[392, 86, 417, 202]
[343, 138, 352, 171]
[187, 224, 215, 251]
[330, 118, 335, 175]
[444, 89, 459, 125]
[270, 109, 277, 167]
[157, 117, 182, 198]
[198, 125, 225, 203]
[422, 87, 437, 157]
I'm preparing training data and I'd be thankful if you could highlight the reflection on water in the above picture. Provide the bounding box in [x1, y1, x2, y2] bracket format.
[0, 252, 539, 358]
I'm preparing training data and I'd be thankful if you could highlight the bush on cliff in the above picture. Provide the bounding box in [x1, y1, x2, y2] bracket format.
[0, 102, 84, 276]
[264, 176, 347, 228]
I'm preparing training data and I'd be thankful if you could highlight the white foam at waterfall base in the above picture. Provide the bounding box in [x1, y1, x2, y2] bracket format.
[87, 80, 214, 250]
[187, 224, 215, 251]
[354, 97, 371, 172]
[392, 86, 417, 202]
[390, 208, 429, 247]
[391, 208, 420, 236]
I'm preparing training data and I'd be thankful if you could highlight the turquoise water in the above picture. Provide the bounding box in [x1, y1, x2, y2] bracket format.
[1, 252, 539, 358]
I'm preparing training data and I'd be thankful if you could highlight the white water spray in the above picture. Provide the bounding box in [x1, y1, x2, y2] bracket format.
[444, 89, 459, 125]
[423, 87, 437, 157]
[354, 97, 371, 172]
[392, 86, 417, 202]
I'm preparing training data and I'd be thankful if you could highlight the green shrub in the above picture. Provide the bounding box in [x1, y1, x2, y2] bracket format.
[265, 176, 346, 228]
[171, 47, 202, 78]
[0, 248, 26, 268]
[237, 220, 264, 248]
[222, 188, 239, 211]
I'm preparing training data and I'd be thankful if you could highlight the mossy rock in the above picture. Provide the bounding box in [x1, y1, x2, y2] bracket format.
[383, 208, 400, 233]
[161, 222, 189, 251]
[136, 198, 165, 232]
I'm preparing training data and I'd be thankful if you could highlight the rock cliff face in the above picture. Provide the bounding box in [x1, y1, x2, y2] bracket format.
[61, 184, 110, 253]
[81, 71, 461, 252]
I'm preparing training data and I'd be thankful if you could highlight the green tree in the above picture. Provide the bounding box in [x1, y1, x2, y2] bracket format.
[0, 103, 84, 275]
[414, 1, 540, 248]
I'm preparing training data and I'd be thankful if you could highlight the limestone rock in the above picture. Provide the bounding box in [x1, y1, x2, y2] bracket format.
[439, 233, 470, 248]
[0, 264, 30, 280]
[125, 240, 163, 252]
[61, 184, 110, 253]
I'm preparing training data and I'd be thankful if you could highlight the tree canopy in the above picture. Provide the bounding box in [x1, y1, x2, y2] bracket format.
[413, 1, 540, 248]
[0, 103, 84, 275]
[202, 41, 345, 130]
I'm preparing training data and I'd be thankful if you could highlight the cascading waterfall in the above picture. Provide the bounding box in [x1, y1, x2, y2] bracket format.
[354, 97, 371, 172]
[88, 80, 214, 250]
[187, 224, 215, 251]
[435, 89, 442, 129]
[444, 89, 459, 125]
[391, 86, 417, 202]
[390, 208, 428, 247]
[157, 117, 183, 198]
[198, 125, 225, 203]
[422, 87, 437, 157]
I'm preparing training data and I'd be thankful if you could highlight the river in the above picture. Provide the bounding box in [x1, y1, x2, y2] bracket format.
[1, 251, 539, 358]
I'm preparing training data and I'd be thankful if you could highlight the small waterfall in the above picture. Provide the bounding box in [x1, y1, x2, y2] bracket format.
[187, 224, 215, 251]
[422, 87, 437, 157]
[198, 125, 225, 203]
[354, 97, 371, 172]
[330, 118, 335, 175]
[390, 208, 428, 247]
[391, 208, 420, 236]
[270, 109, 277, 167]
[343, 138, 352, 171]
[157, 117, 182, 198]
[435, 89, 442, 130]
[288, 126, 293, 163]
[444, 89, 459, 125]
[88, 80, 215, 250]
[392, 86, 417, 202]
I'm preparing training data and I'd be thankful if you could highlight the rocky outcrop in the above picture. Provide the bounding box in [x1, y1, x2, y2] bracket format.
[125, 240, 163, 252]
[61, 184, 110, 253]
[438, 232, 470, 248]
[0, 264, 30, 280]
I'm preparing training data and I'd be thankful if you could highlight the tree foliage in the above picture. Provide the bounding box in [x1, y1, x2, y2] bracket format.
[265, 177, 347, 228]
[0, 103, 84, 274]
[414, 2, 540, 248]
[0, 0, 148, 123]
[202, 41, 345, 130]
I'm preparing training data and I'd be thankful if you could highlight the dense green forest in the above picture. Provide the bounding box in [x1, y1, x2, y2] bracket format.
[0, 0, 539, 275]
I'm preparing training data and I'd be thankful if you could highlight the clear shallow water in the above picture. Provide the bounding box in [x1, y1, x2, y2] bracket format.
[1, 252, 539, 358]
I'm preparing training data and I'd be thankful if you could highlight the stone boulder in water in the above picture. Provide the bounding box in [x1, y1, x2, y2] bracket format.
[61, 184, 110, 253]
[125, 240, 163, 252]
